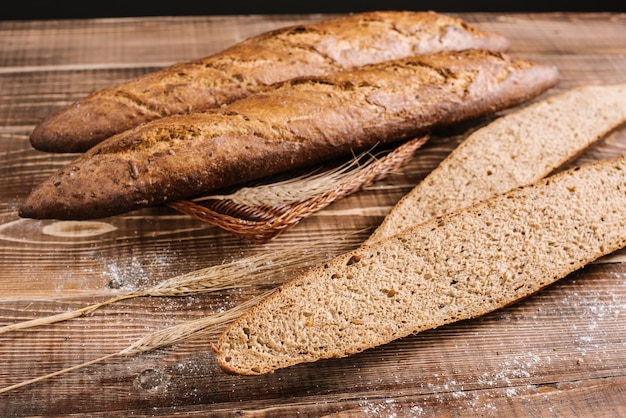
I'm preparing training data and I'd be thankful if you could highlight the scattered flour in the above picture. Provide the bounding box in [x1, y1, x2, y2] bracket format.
[102, 254, 178, 291]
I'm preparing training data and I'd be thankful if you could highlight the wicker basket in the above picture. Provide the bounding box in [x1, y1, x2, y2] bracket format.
[168, 136, 429, 243]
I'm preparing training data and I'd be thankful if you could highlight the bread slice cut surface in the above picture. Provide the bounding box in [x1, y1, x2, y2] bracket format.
[367, 82, 626, 244]
[212, 154, 626, 375]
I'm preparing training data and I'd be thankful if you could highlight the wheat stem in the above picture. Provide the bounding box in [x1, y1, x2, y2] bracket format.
[0, 293, 268, 394]
[0, 352, 120, 395]
[0, 294, 142, 335]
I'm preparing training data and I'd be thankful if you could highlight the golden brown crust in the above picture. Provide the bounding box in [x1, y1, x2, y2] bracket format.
[29, 11, 510, 153]
[19, 50, 558, 220]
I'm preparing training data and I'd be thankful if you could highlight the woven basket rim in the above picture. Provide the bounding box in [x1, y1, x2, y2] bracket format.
[168, 136, 429, 243]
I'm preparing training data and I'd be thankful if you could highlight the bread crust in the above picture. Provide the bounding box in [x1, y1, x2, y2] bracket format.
[19, 50, 558, 220]
[29, 11, 510, 153]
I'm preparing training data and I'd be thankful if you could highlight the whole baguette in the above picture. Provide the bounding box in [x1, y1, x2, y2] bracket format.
[212, 154, 626, 375]
[19, 50, 558, 220]
[366, 82, 626, 244]
[29, 11, 510, 153]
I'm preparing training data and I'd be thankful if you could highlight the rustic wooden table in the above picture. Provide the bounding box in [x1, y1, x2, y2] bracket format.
[1, 12, 625, 417]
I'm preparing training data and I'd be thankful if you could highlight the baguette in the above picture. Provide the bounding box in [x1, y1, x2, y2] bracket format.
[29, 11, 511, 153]
[366, 83, 626, 244]
[19, 50, 558, 221]
[212, 154, 626, 375]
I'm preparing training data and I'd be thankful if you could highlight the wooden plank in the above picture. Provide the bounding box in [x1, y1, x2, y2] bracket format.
[0, 12, 625, 416]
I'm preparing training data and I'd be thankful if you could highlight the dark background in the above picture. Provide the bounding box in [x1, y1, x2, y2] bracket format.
[4, 1, 624, 21]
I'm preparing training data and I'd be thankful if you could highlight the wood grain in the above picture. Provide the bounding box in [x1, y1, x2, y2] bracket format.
[1, 12, 625, 416]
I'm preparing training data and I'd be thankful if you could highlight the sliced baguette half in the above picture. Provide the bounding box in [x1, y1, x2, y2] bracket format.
[212, 154, 626, 375]
[367, 83, 626, 244]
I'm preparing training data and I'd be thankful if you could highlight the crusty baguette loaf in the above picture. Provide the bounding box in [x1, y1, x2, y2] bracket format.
[212, 154, 626, 375]
[19, 50, 558, 221]
[366, 83, 626, 244]
[29, 11, 510, 153]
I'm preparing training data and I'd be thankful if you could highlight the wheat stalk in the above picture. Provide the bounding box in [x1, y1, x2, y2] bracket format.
[0, 235, 361, 336]
[0, 293, 267, 394]
[0, 232, 365, 393]
[0, 294, 141, 334]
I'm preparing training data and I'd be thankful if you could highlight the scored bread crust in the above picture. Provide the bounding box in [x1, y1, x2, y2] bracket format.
[212, 154, 626, 375]
[366, 83, 626, 244]
[19, 50, 559, 220]
[29, 11, 511, 153]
